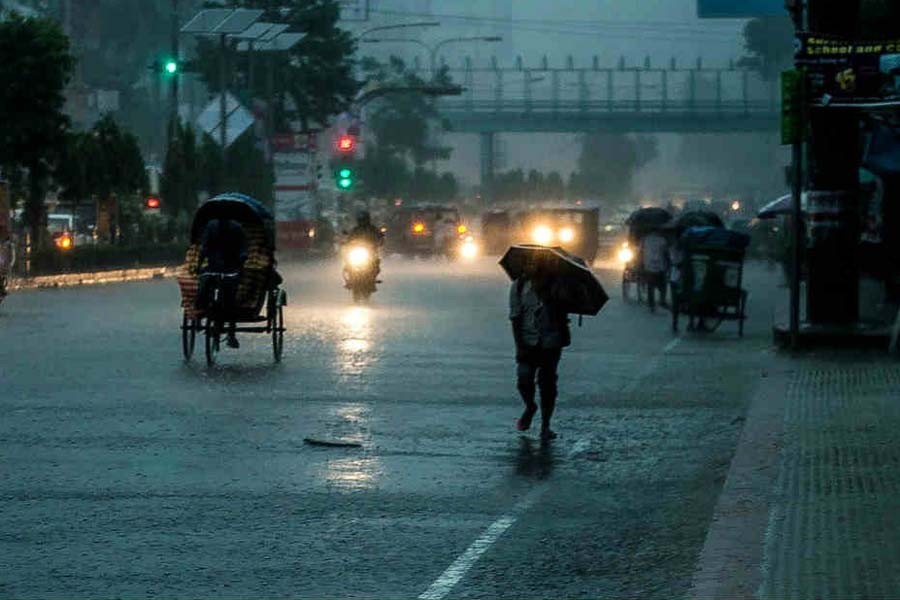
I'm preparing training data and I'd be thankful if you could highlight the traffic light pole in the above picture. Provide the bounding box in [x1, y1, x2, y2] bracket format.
[805, 0, 862, 326]
[170, 0, 180, 124]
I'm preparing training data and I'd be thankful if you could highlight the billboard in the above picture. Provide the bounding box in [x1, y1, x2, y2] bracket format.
[698, 0, 785, 18]
[797, 34, 900, 103]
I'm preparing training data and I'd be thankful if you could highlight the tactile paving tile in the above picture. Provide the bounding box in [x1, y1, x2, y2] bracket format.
[760, 367, 900, 600]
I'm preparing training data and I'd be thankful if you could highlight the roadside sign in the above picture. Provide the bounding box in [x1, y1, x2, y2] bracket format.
[196, 93, 255, 148]
[781, 70, 804, 145]
[698, 0, 784, 18]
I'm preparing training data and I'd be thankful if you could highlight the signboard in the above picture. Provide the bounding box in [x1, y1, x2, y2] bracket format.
[781, 70, 804, 145]
[698, 0, 784, 18]
[196, 93, 255, 148]
[797, 34, 900, 102]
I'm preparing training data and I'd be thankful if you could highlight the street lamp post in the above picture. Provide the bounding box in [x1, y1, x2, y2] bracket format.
[356, 21, 440, 40]
[362, 36, 503, 80]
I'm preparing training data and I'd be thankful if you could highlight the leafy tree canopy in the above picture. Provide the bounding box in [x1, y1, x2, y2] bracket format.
[0, 12, 73, 240]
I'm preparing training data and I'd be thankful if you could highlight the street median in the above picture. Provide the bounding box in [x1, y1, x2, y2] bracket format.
[9, 265, 177, 290]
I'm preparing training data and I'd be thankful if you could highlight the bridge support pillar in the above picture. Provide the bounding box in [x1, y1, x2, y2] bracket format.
[480, 132, 496, 202]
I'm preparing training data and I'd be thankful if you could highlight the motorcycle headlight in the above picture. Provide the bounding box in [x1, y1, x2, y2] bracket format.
[347, 246, 371, 268]
[617, 244, 634, 264]
[559, 227, 576, 244]
[532, 225, 554, 246]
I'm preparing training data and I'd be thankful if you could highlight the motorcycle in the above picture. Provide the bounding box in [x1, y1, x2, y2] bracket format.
[342, 242, 379, 302]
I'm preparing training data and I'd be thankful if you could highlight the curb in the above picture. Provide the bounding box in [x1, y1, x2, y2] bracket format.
[689, 366, 790, 600]
[8, 266, 177, 291]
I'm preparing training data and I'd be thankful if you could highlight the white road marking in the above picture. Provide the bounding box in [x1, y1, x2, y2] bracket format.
[622, 336, 682, 394]
[418, 438, 591, 600]
[664, 337, 682, 353]
[418, 487, 546, 600]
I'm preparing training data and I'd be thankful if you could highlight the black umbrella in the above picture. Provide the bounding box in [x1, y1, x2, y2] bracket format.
[499, 245, 609, 316]
[627, 207, 673, 239]
[676, 210, 724, 233]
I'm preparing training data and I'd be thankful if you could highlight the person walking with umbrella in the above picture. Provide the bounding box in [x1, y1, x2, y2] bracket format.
[509, 254, 570, 439]
[503, 246, 609, 440]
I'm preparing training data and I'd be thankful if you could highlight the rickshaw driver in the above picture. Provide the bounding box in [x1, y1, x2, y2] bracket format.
[198, 217, 248, 348]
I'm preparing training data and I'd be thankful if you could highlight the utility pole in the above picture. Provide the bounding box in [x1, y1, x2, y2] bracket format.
[170, 0, 180, 125]
[805, 0, 862, 325]
[219, 32, 228, 155]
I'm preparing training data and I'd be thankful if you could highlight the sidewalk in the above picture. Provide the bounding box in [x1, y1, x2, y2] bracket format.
[692, 353, 900, 599]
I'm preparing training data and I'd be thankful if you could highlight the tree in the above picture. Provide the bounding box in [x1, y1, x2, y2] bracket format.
[569, 134, 658, 204]
[740, 16, 794, 81]
[56, 115, 148, 242]
[356, 57, 457, 202]
[161, 120, 200, 219]
[195, 0, 357, 132]
[0, 13, 74, 245]
[162, 121, 275, 222]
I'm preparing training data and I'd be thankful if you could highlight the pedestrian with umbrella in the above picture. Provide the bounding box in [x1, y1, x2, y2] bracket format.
[501, 245, 609, 440]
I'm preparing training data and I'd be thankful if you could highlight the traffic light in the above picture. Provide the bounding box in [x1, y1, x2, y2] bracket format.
[149, 58, 182, 75]
[145, 196, 161, 210]
[336, 167, 356, 191]
[336, 134, 356, 153]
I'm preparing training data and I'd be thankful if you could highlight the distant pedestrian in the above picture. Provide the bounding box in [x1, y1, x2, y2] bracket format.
[641, 229, 669, 312]
[510, 254, 571, 440]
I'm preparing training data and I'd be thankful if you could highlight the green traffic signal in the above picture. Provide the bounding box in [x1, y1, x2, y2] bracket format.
[335, 166, 355, 190]
[165, 60, 178, 75]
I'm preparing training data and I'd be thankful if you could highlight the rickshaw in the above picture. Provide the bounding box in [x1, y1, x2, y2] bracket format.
[177, 193, 287, 366]
[622, 207, 672, 302]
[671, 226, 750, 336]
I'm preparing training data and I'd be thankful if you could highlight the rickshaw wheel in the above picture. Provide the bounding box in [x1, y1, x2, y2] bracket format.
[272, 291, 285, 363]
[181, 314, 196, 361]
[205, 319, 220, 367]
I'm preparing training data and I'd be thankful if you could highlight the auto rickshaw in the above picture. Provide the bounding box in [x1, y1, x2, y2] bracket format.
[513, 208, 600, 263]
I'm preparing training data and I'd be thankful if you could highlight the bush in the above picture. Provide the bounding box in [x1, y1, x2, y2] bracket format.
[25, 242, 187, 276]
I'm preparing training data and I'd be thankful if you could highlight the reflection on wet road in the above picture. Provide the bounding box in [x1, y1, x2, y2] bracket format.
[0, 256, 779, 599]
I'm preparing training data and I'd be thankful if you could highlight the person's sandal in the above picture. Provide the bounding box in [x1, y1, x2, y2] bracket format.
[516, 404, 538, 431]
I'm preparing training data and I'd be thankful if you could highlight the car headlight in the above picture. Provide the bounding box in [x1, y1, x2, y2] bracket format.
[460, 238, 479, 260]
[617, 244, 634, 264]
[558, 227, 576, 243]
[347, 246, 371, 268]
[532, 225, 554, 246]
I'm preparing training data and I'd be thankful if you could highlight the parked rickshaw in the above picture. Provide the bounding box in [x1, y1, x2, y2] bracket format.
[177, 193, 287, 366]
[621, 207, 672, 302]
[671, 226, 750, 336]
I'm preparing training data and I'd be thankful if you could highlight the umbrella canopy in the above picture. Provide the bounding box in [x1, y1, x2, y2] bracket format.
[626, 207, 672, 238]
[676, 210, 724, 232]
[757, 193, 809, 220]
[499, 245, 609, 316]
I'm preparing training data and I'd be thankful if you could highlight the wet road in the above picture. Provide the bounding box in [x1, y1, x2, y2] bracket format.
[1, 257, 779, 599]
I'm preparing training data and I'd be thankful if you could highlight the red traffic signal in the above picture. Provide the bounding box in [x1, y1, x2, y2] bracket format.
[336, 135, 356, 153]
[145, 197, 161, 210]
